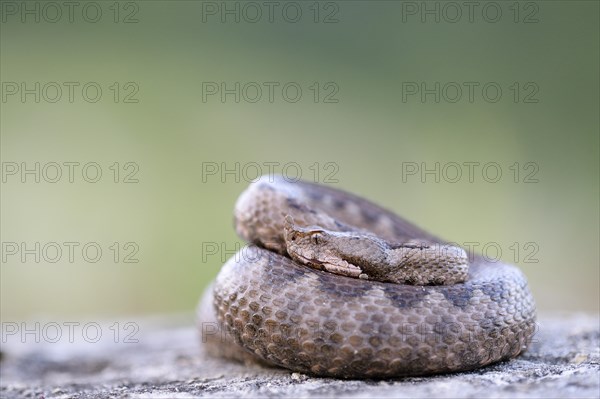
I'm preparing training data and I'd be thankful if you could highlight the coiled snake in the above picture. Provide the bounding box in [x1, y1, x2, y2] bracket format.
[198, 176, 536, 378]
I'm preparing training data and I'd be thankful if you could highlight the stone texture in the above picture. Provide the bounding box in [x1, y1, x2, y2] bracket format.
[1, 313, 598, 398]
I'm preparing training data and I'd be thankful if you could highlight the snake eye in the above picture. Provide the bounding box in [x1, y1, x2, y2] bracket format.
[312, 233, 322, 245]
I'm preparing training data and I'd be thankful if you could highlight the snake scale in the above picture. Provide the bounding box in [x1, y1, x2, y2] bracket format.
[198, 175, 536, 378]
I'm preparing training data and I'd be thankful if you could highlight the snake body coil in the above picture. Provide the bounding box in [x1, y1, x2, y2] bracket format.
[199, 176, 536, 378]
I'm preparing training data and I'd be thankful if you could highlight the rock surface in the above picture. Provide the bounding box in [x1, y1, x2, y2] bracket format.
[1, 313, 598, 398]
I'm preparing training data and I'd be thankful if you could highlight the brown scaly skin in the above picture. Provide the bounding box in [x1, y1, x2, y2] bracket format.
[198, 175, 536, 378]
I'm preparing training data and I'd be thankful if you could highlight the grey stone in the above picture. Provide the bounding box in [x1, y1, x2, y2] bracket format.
[1, 313, 598, 398]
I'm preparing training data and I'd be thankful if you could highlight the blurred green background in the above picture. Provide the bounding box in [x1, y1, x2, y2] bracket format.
[1, 1, 598, 320]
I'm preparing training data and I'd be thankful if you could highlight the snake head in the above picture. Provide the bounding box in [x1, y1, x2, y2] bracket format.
[283, 215, 365, 278]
